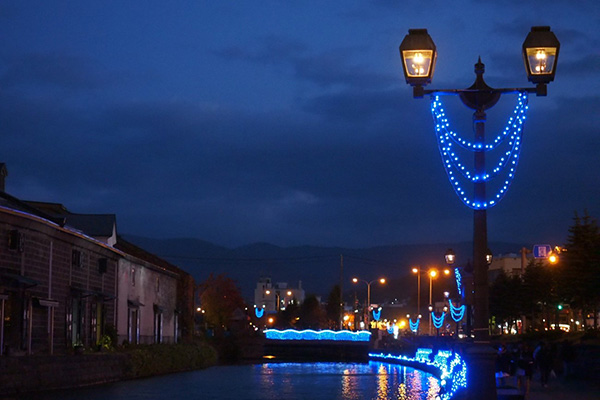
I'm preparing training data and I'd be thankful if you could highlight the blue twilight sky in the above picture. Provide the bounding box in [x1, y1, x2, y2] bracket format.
[0, 1, 598, 249]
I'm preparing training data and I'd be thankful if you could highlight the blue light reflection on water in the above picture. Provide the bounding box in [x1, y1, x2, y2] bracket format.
[27, 362, 441, 400]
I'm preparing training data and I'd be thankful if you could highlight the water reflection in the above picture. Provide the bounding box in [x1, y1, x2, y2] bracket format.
[29, 361, 441, 400]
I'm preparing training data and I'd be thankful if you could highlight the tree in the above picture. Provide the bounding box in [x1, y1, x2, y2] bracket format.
[489, 270, 523, 333]
[521, 259, 555, 331]
[298, 295, 326, 329]
[198, 273, 246, 336]
[277, 301, 300, 329]
[325, 285, 342, 329]
[560, 211, 600, 329]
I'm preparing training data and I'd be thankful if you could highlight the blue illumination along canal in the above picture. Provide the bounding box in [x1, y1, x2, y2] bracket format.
[30, 362, 443, 400]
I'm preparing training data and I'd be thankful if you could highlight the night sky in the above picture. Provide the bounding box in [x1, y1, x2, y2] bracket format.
[1, 1, 598, 249]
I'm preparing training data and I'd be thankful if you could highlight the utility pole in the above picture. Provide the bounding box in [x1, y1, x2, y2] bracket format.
[339, 254, 344, 330]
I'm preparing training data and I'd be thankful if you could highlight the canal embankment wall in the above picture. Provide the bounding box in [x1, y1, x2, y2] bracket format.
[0, 343, 219, 397]
[1, 353, 128, 397]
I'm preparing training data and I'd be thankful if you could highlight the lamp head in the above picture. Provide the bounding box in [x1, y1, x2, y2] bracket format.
[486, 249, 493, 265]
[444, 248, 456, 265]
[522, 26, 560, 87]
[399, 29, 437, 92]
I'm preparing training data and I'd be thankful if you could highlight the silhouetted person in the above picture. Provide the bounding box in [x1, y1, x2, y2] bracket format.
[534, 341, 553, 388]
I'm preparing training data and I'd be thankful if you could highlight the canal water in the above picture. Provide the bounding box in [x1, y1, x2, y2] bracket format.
[28, 362, 442, 400]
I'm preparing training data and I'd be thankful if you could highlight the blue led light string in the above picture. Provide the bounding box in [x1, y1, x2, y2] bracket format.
[431, 92, 528, 151]
[409, 317, 420, 333]
[430, 92, 529, 209]
[454, 267, 463, 296]
[264, 329, 371, 342]
[369, 349, 468, 400]
[254, 306, 264, 318]
[448, 299, 466, 322]
[372, 308, 381, 321]
[432, 311, 446, 329]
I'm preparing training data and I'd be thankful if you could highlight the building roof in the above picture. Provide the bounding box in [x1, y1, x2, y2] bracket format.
[115, 236, 186, 278]
[0, 193, 65, 226]
[23, 201, 116, 238]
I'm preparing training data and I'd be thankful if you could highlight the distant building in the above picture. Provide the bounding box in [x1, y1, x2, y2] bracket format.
[488, 253, 525, 281]
[254, 277, 305, 313]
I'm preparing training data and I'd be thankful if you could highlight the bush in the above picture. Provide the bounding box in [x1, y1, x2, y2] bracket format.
[124, 342, 218, 378]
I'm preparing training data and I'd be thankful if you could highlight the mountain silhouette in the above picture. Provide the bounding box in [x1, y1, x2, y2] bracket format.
[122, 235, 527, 304]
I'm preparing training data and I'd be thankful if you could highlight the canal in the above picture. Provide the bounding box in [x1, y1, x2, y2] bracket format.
[27, 361, 443, 400]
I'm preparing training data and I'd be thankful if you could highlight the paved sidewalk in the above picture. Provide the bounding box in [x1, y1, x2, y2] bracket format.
[498, 375, 600, 400]
[525, 377, 600, 400]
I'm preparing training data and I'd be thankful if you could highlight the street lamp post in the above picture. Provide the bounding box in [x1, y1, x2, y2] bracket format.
[352, 277, 386, 328]
[411, 267, 421, 320]
[399, 26, 559, 342]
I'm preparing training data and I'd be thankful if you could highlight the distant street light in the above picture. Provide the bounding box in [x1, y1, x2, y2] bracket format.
[352, 277, 386, 327]
[413, 267, 449, 335]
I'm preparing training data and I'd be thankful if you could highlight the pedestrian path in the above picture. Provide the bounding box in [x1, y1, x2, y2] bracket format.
[498, 374, 600, 400]
[526, 377, 599, 400]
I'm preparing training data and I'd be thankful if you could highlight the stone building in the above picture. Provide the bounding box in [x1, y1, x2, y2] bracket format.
[0, 193, 120, 355]
[0, 167, 195, 354]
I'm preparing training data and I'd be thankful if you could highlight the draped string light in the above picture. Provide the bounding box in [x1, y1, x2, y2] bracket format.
[430, 92, 529, 209]
[372, 308, 382, 321]
[432, 311, 446, 329]
[448, 299, 466, 322]
[254, 306, 264, 318]
[409, 317, 420, 333]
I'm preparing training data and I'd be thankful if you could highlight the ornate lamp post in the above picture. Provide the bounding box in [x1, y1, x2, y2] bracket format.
[399, 26, 559, 342]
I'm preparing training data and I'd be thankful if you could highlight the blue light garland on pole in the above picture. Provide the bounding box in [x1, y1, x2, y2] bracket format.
[409, 317, 420, 333]
[431, 92, 528, 209]
[448, 299, 466, 323]
[372, 307, 381, 321]
[432, 311, 446, 329]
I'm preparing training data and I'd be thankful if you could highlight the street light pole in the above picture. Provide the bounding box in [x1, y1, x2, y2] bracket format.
[398, 26, 560, 342]
[412, 267, 421, 318]
[429, 271, 435, 335]
[352, 277, 385, 329]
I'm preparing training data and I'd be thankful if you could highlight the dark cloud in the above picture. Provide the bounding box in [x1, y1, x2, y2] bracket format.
[0, 2, 597, 249]
[215, 36, 396, 90]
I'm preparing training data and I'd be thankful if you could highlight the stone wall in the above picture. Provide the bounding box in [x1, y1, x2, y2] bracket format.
[0, 353, 128, 396]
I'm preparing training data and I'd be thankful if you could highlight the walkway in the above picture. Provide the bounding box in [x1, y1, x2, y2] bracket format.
[497, 374, 599, 400]
[526, 377, 599, 400]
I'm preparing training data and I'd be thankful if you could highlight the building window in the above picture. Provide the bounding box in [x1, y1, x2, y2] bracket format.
[155, 277, 160, 293]
[174, 312, 179, 344]
[72, 250, 84, 268]
[131, 268, 136, 286]
[153, 305, 163, 344]
[8, 229, 23, 252]
[127, 307, 140, 344]
[98, 258, 108, 274]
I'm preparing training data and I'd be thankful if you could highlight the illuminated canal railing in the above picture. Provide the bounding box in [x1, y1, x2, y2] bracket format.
[370, 349, 467, 400]
[264, 329, 371, 342]
[263, 329, 467, 398]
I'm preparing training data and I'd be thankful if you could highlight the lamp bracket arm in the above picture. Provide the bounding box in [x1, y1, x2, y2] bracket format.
[419, 86, 541, 97]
